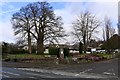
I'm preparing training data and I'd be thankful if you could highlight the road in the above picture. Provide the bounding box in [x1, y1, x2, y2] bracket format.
[2, 67, 76, 79]
[1, 58, 120, 80]
[54, 58, 119, 76]
[2, 67, 106, 80]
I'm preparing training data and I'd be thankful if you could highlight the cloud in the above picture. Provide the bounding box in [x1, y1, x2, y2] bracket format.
[0, 21, 15, 43]
[88, 2, 118, 24]
[0, 0, 119, 2]
[0, 2, 18, 43]
[54, 3, 85, 31]
[0, 8, 20, 15]
[0, 2, 119, 43]
[54, 2, 118, 42]
[87, 2, 118, 39]
[54, 2, 89, 43]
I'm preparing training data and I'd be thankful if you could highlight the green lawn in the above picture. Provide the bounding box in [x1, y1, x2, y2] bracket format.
[96, 53, 113, 59]
[4, 54, 54, 60]
[78, 53, 114, 59]
[3, 52, 116, 63]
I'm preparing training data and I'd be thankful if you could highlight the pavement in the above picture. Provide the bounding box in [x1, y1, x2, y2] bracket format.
[1, 58, 120, 80]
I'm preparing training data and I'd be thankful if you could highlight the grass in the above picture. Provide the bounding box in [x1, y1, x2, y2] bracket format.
[5, 52, 114, 59]
[96, 53, 113, 59]
[5, 54, 52, 60]
[3, 52, 116, 63]
[80, 53, 112, 56]
[3, 54, 58, 62]
[77, 53, 114, 60]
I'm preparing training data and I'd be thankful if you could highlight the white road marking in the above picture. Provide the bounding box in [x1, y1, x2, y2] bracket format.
[74, 74, 79, 76]
[26, 73, 40, 76]
[18, 68, 117, 78]
[3, 71, 20, 76]
[103, 72, 115, 75]
[54, 72, 59, 75]
[26, 72, 54, 78]
[60, 74, 65, 75]
[80, 69, 93, 73]
[2, 75, 10, 78]
[29, 76, 37, 79]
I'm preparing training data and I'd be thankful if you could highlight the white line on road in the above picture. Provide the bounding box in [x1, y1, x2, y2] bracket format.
[3, 71, 20, 76]
[18, 68, 115, 78]
[59, 73, 65, 75]
[103, 72, 115, 75]
[74, 74, 79, 76]
[80, 69, 93, 74]
[29, 76, 37, 79]
[26, 72, 54, 78]
[2, 75, 10, 78]
[26, 73, 40, 76]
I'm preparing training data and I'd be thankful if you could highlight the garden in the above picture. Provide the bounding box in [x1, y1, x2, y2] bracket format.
[3, 47, 118, 65]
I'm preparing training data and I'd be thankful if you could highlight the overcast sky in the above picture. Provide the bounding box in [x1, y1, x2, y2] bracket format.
[0, 0, 119, 43]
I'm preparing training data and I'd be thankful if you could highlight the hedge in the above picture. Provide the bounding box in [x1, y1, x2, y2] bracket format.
[63, 48, 69, 57]
[49, 47, 60, 57]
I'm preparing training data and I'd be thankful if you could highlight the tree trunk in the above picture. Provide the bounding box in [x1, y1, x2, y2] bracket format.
[79, 42, 83, 54]
[37, 36, 44, 54]
[83, 33, 86, 53]
[83, 44, 86, 53]
[28, 32, 32, 54]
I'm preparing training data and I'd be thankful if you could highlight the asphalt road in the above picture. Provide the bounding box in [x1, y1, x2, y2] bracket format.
[2, 67, 103, 80]
[54, 58, 119, 76]
[1, 58, 120, 80]
[2, 67, 75, 79]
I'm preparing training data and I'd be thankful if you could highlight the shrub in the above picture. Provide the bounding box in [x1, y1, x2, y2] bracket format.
[49, 47, 60, 57]
[4, 58, 10, 62]
[13, 58, 18, 62]
[10, 49, 28, 54]
[63, 48, 69, 58]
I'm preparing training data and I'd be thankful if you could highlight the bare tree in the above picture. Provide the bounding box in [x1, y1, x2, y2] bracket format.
[103, 17, 115, 41]
[72, 11, 100, 53]
[29, 2, 66, 54]
[102, 28, 106, 41]
[103, 17, 115, 52]
[11, 6, 32, 54]
[11, 2, 66, 54]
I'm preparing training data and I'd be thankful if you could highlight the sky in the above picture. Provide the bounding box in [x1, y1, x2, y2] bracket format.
[0, 0, 119, 44]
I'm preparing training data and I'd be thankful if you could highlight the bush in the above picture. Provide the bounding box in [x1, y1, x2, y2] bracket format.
[4, 58, 10, 62]
[63, 48, 69, 58]
[13, 58, 18, 62]
[49, 47, 60, 57]
[10, 49, 28, 54]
